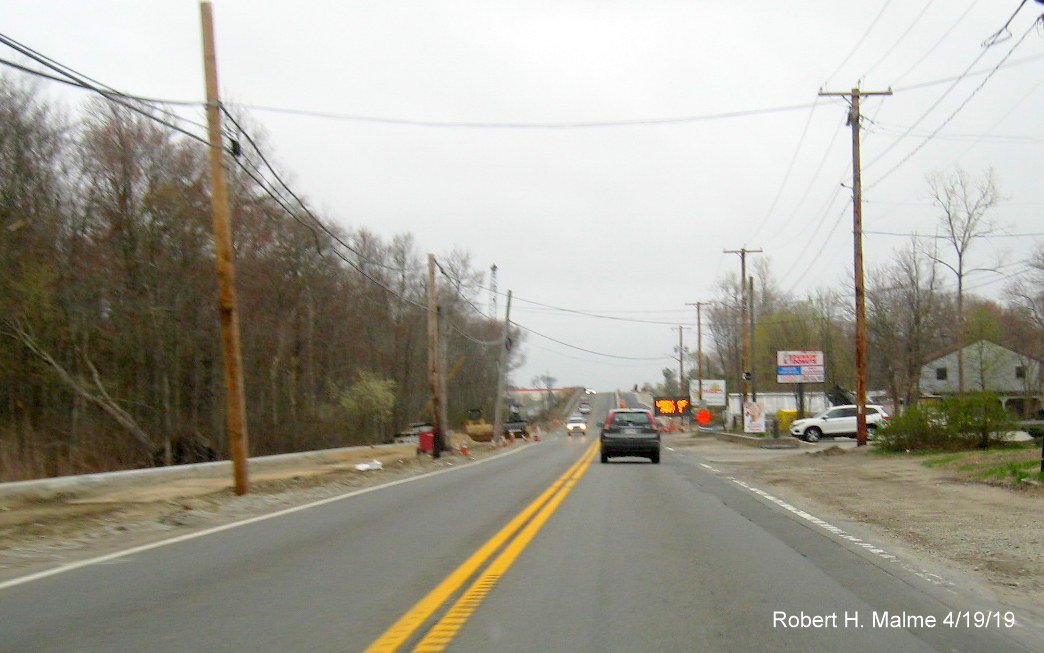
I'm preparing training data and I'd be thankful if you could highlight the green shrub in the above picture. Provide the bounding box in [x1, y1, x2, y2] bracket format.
[1025, 426, 1044, 439]
[877, 393, 1017, 452]
[876, 404, 957, 451]
[940, 392, 1016, 449]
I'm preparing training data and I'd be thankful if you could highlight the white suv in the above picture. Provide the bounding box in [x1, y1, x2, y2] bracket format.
[789, 405, 889, 442]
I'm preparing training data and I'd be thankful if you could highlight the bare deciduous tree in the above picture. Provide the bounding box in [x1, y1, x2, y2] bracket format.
[866, 242, 952, 412]
[925, 167, 1001, 394]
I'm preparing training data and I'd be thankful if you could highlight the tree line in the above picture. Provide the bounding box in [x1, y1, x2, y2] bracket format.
[0, 79, 516, 480]
[659, 171, 1044, 415]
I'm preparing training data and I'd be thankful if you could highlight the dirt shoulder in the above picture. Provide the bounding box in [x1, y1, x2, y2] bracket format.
[669, 433, 1044, 623]
[0, 439, 513, 582]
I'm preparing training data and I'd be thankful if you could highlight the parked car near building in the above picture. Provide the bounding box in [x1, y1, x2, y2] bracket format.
[789, 405, 889, 442]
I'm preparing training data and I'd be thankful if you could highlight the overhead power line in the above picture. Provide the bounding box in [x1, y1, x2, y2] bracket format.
[505, 293, 689, 326]
[865, 230, 1044, 238]
[230, 101, 818, 129]
[890, 0, 980, 86]
[0, 33, 433, 318]
[516, 323, 673, 361]
[867, 16, 1041, 189]
[0, 32, 210, 145]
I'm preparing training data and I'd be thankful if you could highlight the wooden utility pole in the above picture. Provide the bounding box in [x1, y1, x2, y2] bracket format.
[819, 86, 891, 446]
[677, 325, 685, 395]
[200, 1, 249, 494]
[427, 254, 445, 458]
[724, 248, 762, 406]
[492, 290, 513, 444]
[748, 276, 756, 402]
[685, 302, 709, 404]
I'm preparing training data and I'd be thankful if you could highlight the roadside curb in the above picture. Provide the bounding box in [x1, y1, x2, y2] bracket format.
[711, 432, 811, 449]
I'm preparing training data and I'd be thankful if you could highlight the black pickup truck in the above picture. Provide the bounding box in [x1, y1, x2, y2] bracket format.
[504, 419, 529, 439]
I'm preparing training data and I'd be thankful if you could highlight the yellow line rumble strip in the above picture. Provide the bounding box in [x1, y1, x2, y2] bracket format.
[363, 439, 599, 653]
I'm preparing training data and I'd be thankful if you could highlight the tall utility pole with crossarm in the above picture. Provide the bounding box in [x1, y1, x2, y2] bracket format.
[818, 86, 891, 447]
[686, 301, 710, 404]
[723, 248, 762, 406]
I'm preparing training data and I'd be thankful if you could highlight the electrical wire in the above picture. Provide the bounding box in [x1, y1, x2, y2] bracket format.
[760, 115, 848, 245]
[1, 31, 429, 312]
[516, 323, 673, 361]
[0, 31, 739, 374]
[868, 122, 1044, 144]
[507, 294, 688, 326]
[230, 101, 819, 130]
[749, 98, 822, 241]
[981, 0, 1032, 47]
[220, 106, 412, 275]
[0, 32, 210, 145]
[434, 259, 493, 322]
[232, 161, 430, 311]
[867, 17, 1041, 189]
[824, 0, 896, 84]
[890, 0, 981, 86]
[865, 230, 1044, 238]
[446, 320, 503, 347]
[783, 200, 853, 297]
[526, 342, 659, 368]
[963, 260, 1033, 292]
[861, 0, 939, 81]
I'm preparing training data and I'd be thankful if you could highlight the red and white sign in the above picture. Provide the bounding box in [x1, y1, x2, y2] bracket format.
[690, 379, 726, 407]
[778, 351, 824, 366]
[776, 350, 825, 383]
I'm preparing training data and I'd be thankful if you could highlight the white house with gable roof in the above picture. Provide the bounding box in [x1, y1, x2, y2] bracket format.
[919, 339, 1043, 417]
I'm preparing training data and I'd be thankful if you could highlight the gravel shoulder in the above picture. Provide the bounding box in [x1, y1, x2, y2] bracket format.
[0, 440, 512, 582]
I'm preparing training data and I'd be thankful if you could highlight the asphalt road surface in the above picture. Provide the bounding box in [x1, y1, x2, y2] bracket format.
[2, 393, 1041, 652]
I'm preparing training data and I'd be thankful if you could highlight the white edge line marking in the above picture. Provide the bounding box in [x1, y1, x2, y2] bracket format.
[0, 444, 531, 592]
[721, 476, 951, 587]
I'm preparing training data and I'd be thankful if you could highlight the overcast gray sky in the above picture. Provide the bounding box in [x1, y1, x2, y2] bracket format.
[4, 1, 1043, 392]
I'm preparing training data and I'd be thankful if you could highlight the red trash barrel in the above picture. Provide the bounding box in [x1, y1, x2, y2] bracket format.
[418, 428, 435, 453]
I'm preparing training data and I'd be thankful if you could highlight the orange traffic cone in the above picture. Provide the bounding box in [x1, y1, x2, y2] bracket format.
[460, 443, 469, 456]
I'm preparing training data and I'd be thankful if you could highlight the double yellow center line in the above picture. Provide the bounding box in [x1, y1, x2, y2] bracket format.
[364, 438, 600, 653]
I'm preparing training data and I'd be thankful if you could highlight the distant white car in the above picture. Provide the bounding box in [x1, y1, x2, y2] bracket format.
[578, 402, 592, 414]
[565, 414, 587, 435]
[789, 405, 889, 442]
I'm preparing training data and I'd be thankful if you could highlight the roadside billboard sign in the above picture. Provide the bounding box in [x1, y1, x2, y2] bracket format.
[776, 350, 825, 383]
[690, 379, 727, 406]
